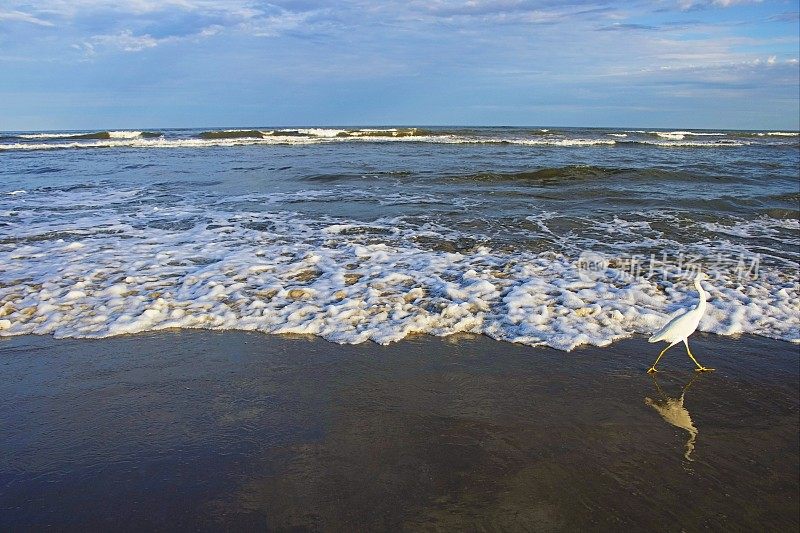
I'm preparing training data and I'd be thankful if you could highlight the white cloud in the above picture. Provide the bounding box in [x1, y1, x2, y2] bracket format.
[677, 0, 763, 10]
[80, 26, 224, 53]
[14, 0, 262, 18]
[710, 0, 760, 6]
[81, 30, 160, 53]
[0, 9, 54, 26]
[238, 11, 315, 37]
[2, 0, 325, 51]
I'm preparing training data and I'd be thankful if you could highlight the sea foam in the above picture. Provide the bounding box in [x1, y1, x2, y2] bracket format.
[1, 188, 797, 349]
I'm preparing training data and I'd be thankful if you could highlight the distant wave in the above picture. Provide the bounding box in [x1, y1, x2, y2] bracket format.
[623, 139, 748, 147]
[525, 128, 559, 136]
[339, 127, 434, 137]
[292, 165, 731, 185]
[640, 130, 798, 140]
[195, 127, 436, 139]
[0, 128, 772, 151]
[646, 131, 727, 140]
[70, 131, 163, 140]
[453, 165, 736, 184]
[270, 127, 436, 138]
[199, 129, 267, 139]
[6, 130, 163, 140]
[1, 135, 618, 151]
[502, 138, 616, 146]
[17, 132, 99, 139]
[458, 166, 622, 183]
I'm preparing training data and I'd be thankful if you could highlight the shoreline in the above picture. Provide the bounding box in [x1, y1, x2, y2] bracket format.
[3, 327, 798, 354]
[1, 331, 798, 530]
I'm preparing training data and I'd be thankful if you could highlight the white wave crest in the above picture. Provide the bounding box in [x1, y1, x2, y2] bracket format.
[293, 128, 348, 137]
[500, 138, 617, 146]
[17, 132, 88, 139]
[0, 133, 757, 151]
[631, 139, 748, 147]
[648, 131, 727, 140]
[107, 130, 144, 139]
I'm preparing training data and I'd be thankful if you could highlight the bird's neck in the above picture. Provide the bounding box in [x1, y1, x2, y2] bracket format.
[694, 279, 707, 309]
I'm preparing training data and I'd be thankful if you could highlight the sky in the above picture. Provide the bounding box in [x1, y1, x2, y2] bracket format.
[0, 0, 798, 130]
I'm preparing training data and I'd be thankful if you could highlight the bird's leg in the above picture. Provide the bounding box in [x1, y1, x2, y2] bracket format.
[647, 344, 672, 373]
[683, 339, 714, 372]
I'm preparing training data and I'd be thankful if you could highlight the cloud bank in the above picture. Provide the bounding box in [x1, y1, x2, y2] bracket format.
[0, 0, 796, 129]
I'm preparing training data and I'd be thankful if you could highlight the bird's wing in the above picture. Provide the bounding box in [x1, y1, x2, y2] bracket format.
[648, 307, 691, 342]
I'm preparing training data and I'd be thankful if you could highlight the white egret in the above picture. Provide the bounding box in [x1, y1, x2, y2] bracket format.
[647, 272, 715, 373]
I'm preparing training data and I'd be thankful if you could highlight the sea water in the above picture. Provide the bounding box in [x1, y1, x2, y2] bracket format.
[1, 126, 798, 349]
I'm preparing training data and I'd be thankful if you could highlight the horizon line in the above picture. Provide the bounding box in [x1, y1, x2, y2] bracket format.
[2, 124, 799, 134]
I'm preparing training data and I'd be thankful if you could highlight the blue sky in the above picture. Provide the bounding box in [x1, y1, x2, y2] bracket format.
[0, 0, 798, 130]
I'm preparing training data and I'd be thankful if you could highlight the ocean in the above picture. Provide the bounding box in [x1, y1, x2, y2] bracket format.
[1, 126, 798, 349]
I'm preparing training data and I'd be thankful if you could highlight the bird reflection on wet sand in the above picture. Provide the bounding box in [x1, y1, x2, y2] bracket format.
[645, 374, 702, 461]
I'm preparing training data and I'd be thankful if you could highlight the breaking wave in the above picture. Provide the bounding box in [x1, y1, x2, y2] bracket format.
[451, 166, 729, 184]
[0, 186, 797, 349]
[198, 129, 267, 139]
[646, 131, 727, 140]
[0, 127, 790, 151]
[5, 130, 163, 141]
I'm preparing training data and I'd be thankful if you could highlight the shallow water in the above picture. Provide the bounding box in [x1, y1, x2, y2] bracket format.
[1, 127, 798, 348]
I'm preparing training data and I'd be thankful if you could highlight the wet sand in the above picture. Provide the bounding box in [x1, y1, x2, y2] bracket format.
[1, 331, 797, 531]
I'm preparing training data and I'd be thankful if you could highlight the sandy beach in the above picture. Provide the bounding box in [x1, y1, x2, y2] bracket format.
[1, 332, 797, 531]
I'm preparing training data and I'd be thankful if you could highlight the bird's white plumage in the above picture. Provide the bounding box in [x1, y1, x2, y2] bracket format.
[649, 272, 708, 345]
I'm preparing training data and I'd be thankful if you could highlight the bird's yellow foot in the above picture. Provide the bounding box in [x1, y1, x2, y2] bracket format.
[647, 367, 658, 374]
[694, 367, 715, 372]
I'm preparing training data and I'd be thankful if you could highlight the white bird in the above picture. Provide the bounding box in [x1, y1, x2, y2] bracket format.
[647, 272, 715, 373]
